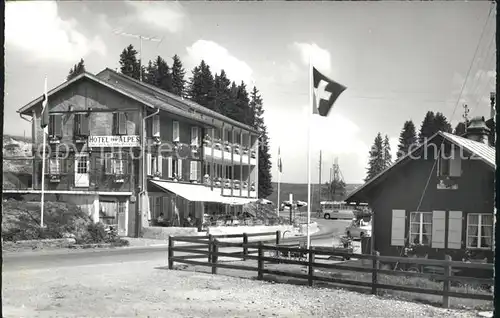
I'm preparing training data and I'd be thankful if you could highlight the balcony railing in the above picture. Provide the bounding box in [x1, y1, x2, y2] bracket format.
[202, 175, 256, 191]
[202, 136, 257, 159]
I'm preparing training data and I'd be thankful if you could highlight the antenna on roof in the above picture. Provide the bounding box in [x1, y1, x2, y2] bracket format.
[112, 29, 164, 82]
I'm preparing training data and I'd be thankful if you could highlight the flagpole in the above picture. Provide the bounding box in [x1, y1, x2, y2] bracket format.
[306, 56, 313, 253]
[277, 147, 281, 216]
[40, 77, 48, 228]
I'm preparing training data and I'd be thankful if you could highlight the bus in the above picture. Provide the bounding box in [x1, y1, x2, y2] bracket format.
[317, 201, 368, 220]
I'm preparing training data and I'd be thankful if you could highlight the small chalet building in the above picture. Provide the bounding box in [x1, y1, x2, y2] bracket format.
[346, 117, 495, 262]
[7, 69, 260, 237]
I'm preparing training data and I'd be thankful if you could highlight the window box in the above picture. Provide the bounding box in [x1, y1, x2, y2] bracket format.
[250, 182, 256, 191]
[191, 144, 199, 154]
[251, 150, 256, 159]
[233, 147, 240, 155]
[152, 136, 161, 145]
[437, 176, 458, 190]
[242, 147, 249, 155]
[114, 175, 125, 183]
[214, 139, 222, 150]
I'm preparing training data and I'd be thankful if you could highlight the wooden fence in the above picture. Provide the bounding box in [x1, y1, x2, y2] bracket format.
[168, 233, 493, 308]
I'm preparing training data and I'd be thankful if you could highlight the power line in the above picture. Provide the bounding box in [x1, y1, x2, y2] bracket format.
[414, 2, 494, 213]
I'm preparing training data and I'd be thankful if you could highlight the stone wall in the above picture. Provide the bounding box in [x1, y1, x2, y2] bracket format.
[141, 226, 202, 240]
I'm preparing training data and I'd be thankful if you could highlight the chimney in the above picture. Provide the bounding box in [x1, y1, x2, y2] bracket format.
[465, 116, 490, 144]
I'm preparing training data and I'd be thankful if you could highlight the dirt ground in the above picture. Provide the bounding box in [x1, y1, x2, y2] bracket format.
[3, 259, 480, 318]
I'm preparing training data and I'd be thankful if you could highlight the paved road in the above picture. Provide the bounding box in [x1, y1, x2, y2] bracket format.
[3, 217, 350, 272]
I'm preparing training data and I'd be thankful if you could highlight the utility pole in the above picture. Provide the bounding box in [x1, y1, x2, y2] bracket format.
[113, 30, 163, 82]
[318, 150, 322, 211]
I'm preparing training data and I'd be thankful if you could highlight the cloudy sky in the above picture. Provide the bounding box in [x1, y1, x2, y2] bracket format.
[5, 1, 496, 184]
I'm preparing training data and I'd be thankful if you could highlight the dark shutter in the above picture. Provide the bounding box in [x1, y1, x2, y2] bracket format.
[112, 113, 118, 135]
[74, 114, 81, 135]
[105, 153, 113, 175]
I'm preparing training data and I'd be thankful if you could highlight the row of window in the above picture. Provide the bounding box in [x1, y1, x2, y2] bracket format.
[48, 112, 128, 138]
[147, 154, 202, 181]
[392, 210, 493, 250]
[45, 153, 128, 176]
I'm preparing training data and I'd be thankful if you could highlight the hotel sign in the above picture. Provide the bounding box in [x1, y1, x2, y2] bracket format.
[88, 135, 141, 147]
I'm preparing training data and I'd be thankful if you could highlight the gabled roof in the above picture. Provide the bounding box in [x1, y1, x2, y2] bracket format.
[17, 70, 258, 134]
[97, 68, 258, 133]
[345, 131, 495, 202]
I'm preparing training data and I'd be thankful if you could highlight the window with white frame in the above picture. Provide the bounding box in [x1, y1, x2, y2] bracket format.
[409, 212, 432, 245]
[467, 213, 493, 249]
[49, 158, 61, 175]
[105, 153, 127, 175]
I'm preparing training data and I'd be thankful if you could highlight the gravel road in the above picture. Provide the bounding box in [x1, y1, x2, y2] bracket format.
[3, 259, 478, 317]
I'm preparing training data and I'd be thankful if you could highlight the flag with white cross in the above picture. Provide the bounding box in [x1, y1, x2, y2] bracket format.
[312, 67, 347, 117]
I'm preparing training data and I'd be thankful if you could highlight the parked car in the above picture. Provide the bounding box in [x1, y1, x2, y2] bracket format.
[345, 219, 372, 239]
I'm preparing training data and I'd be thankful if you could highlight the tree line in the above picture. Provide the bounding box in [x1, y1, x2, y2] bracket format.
[365, 109, 494, 183]
[65, 45, 273, 198]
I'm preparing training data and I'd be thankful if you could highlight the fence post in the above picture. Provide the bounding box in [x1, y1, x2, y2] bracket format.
[276, 230, 281, 245]
[243, 233, 248, 260]
[208, 234, 213, 264]
[308, 248, 315, 287]
[212, 240, 218, 275]
[371, 251, 380, 295]
[168, 235, 174, 270]
[442, 255, 452, 308]
[257, 241, 264, 280]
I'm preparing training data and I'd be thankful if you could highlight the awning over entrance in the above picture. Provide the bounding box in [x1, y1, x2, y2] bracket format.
[150, 180, 225, 203]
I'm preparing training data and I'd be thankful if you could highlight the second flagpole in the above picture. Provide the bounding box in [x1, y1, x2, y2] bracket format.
[306, 55, 313, 253]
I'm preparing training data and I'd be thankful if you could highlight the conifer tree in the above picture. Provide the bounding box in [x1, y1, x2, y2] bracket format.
[119, 44, 140, 80]
[382, 135, 392, 168]
[67, 58, 86, 81]
[365, 133, 385, 182]
[397, 120, 417, 159]
[171, 54, 186, 97]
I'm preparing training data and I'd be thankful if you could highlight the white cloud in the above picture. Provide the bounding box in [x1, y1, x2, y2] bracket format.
[292, 42, 331, 72]
[125, 1, 186, 33]
[5, 2, 106, 63]
[186, 40, 254, 85]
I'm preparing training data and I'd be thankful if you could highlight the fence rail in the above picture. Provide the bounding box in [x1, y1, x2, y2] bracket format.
[168, 233, 493, 308]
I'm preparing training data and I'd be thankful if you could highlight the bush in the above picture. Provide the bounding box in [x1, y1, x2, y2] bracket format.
[2, 199, 128, 247]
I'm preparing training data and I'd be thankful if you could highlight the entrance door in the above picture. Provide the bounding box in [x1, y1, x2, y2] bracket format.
[74, 154, 90, 187]
[100, 199, 127, 236]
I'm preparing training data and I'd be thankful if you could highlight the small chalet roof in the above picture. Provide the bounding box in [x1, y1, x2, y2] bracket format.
[17, 70, 258, 134]
[345, 131, 495, 203]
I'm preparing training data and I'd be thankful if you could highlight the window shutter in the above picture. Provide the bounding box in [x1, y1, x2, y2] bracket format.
[191, 127, 199, 145]
[118, 113, 127, 135]
[146, 153, 152, 176]
[197, 161, 202, 181]
[449, 157, 461, 177]
[431, 210, 446, 248]
[167, 157, 173, 178]
[447, 211, 463, 249]
[80, 114, 90, 136]
[105, 153, 113, 175]
[173, 121, 180, 142]
[178, 159, 183, 179]
[74, 114, 81, 135]
[157, 154, 163, 177]
[112, 113, 118, 135]
[190, 160, 197, 181]
[391, 209, 406, 246]
[152, 114, 160, 137]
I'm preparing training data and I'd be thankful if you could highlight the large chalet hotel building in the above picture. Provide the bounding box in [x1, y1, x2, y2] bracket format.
[9, 69, 259, 237]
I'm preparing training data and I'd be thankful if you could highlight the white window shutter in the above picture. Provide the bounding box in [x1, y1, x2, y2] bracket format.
[391, 209, 406, 246]
[431, 210, 446, 248]
[178, 159, 183, 178]
[146, 153, 152, 176]
[173, 121, 180, 142]
[152, 114, 160, 137]
[191, 127, 199, 146]
[167, 157, 173, 178]
[190, 160, 197, 180]
[449, 157, 461, 177]
[448, 210, 463, 249]
[157, 154, 163, 176]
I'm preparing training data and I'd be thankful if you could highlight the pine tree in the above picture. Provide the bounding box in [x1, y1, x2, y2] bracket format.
[154, 56, 172, 92]
[235, 81, 252, 125]
[144, 60, 157, 86]
[251, 86, 273, 198]
[365, 133, 385, 182]
[382, 135, 392, 168]
[397, 120, 417, 159]
[418, 111, 436, 143]
[187, 60, 215, 108]
[454, 122, 467, 136]
[212, 70, 232, 114]
[119, 44, 140, 80]
[171, 54, 186, 97]
[67, 58, 86, 81]
[434, 112, 452, 133]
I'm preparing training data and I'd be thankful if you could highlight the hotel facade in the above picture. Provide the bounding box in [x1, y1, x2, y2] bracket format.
[7, 69, 259, 237]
